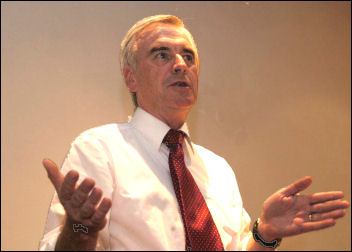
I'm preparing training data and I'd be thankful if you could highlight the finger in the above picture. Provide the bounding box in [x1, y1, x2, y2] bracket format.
[282, 176, 312, 196]
[87, 187, 103, 206]
[43, 158, 64, 192]
[90, 197, 112, 226]
[311, 209, 346, 222]
[299, 218, 336, 233]
[310, 191, 345, 204]
[71, 177, 96, 208]
[60, 170, 79, 201]
[80, 187, 103, 219]
[310, 199, 350, 213]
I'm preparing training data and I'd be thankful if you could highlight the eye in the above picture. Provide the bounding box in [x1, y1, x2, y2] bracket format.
[155, 52, 168, 60]
[183, 54, 193, 62]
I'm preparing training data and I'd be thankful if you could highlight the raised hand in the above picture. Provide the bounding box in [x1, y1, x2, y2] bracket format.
[258, 176, 349, 241]
[43, 158, 112, 235]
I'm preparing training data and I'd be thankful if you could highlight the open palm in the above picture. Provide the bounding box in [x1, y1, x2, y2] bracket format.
[258, 176, 349, 240]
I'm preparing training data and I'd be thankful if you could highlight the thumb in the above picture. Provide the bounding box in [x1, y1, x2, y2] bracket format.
[43, 158, 64, 193]
[282, 176, 313, 196]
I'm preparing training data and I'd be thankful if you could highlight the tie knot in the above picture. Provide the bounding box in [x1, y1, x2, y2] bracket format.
[163, 129, 184, 147]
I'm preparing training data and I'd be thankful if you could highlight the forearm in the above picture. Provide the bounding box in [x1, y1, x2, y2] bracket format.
[55, 218, 98, 251]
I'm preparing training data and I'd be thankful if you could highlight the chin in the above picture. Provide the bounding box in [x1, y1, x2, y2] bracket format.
[172, 99, 196, 110]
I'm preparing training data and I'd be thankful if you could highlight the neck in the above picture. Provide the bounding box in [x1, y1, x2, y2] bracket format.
[140, 105, 190, 130]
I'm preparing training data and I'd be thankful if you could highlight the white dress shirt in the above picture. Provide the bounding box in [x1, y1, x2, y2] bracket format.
[39, 107, 252, 251]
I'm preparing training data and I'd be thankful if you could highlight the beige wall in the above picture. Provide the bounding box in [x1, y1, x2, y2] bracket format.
[1, 1, 350, 250]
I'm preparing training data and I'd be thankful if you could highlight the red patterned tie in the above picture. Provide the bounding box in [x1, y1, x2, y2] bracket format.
[163, 129, 224, 251]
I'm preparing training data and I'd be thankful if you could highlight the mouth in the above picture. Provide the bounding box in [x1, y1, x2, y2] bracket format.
[170, 81, 191, 88]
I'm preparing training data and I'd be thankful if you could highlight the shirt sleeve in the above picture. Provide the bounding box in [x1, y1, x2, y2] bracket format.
[230, 208, 252, 251]
[39, 132, 115, 250]
[222, 158, 252, 251]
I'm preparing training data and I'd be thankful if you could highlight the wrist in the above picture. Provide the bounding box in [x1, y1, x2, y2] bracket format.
[257, 219, 277, 241]
[252, 218, 282, 249]
[56, 219, 98, 251]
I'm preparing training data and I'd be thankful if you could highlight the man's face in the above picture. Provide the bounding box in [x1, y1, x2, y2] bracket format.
[126, 23, 199, 118]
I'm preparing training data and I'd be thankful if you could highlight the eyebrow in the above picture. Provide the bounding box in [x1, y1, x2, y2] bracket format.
[150, 47, 169, 54]
[149, 46, 195, 57]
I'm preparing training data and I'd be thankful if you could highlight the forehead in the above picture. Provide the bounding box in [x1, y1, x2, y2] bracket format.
[136, 24, 196, 52]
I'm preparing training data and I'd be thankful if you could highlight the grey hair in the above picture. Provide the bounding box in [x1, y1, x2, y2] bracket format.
[120, 14, 199, 108]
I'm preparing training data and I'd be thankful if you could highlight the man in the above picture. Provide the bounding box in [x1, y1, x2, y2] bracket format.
[40, 15, 349, 251]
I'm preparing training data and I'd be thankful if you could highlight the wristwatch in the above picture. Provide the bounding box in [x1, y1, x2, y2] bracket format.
[252, 218, 282, 248]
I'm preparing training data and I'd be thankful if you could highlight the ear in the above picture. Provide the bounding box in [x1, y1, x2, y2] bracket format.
[123, 66, 137, 92]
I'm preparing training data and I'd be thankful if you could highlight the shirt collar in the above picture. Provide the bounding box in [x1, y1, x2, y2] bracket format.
[130, 107, 194, 153]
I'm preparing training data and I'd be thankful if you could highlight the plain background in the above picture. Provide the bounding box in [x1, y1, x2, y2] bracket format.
[1, 1, 350, 250]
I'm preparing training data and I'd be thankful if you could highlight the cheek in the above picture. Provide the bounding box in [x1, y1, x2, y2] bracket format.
[190, 68, 199, 86]
[135, 67, 153, 90]
[135, 63, 170, 94]
[140, 72, 163, 97]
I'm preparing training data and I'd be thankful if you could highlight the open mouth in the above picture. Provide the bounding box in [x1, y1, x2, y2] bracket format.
[171, 81, 190, 87]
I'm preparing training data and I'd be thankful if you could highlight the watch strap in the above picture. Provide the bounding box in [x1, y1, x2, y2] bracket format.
[252, 218, 282, 248]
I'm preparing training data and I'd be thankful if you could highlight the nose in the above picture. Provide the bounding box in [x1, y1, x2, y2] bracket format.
[173, 54, 187, 74]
